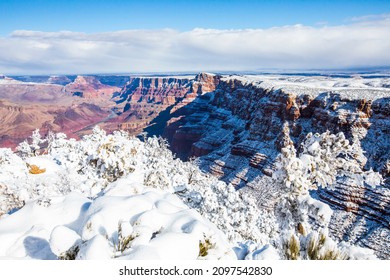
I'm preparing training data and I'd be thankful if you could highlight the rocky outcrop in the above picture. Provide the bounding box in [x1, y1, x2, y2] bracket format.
[318, 176, 390, 227]
[166, 76, 389, 181]
[65, 75, 120, 99]
[118, 77, 190, 103]
[114, 74, 221, 136]
[112, 76, 191, 135]
[190, 73, 220, 94]
[47, 76, 72, 85]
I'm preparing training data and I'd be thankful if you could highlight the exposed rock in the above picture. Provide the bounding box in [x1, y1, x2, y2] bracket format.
[117, 77, 190, 103]
[249, 153, 269, 169]
[318, 176, 390, 227]
[190, 73, 221, 94]
[115, 73, 220, 136]
[48, 76, 72, 85]
[65, 75, 120, 99]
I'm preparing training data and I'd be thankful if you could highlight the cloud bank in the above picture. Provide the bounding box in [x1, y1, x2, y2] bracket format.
[1, 16, 390, 74]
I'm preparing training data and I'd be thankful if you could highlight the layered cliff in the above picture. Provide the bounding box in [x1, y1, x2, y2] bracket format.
[65, 75, 121, 99]
[113, 74, 221, 135]
[0, 73, 220, 148]
[166, 75, 389, 178]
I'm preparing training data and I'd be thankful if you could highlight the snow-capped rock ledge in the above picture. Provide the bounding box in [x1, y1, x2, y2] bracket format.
[222, 74, 390, 100]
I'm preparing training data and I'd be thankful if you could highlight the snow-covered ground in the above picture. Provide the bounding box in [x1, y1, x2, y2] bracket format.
[0, 127, 380, 260]
[223, 74, 390, 100]
[0, 128, 269, 259]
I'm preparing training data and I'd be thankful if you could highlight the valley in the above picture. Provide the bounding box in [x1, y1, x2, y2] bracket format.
[0, 72, 389, 259]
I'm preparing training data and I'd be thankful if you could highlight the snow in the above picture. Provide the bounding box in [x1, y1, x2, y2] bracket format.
[0, 193, 89, 259]
[0, 127, 381, 260]
[0, 78, 23, 84]
[245, 244, 280, 260]
[0, 128, 244, 259]
[339, 242, 378, 260]
[222, 74, 390, 100]
[0, 185, 235, 259]
[50, 226, 81, 256]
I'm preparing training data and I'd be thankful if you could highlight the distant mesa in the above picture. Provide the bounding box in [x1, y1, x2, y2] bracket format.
[48, 75, 72, 85]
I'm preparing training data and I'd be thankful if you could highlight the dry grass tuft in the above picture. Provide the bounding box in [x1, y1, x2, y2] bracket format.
[285, 235, 300, 260]
[199, 239, 213, 257]
[28, 164, 46, 174]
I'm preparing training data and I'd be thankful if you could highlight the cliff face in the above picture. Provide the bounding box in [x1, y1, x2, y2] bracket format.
[118, 77, 190, 104]
[65, 75, 120, 99]
[0, 73, 221, 148]
[114, 74, 221, 136]
[163, 75, 390, 258]
[166, 76, 389, 179]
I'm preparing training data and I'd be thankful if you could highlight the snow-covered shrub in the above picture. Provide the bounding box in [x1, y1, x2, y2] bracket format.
[281, 230, 347, 260]
[0, 183, 25, 217]
[16, 129, 47, 157]
[278, 228, 377, 260]
[171, 161, 275, 243]
[284, 234, 300, 260]
[0, 127, 380, 260]
[274, 131, 380, 197]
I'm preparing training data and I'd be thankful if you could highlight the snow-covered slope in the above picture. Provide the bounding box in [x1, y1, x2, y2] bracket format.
[0, 127, 379, 260]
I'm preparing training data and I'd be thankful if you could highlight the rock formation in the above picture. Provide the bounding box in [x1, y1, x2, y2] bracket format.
[65, 75, 120, 99]
[113, 74, 221, 136]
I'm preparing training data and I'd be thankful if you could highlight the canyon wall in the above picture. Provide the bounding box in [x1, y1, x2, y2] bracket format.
[163, 74, 390, 258]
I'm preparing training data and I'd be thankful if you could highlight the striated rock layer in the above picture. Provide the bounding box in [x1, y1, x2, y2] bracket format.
[114, 73, 220, 136]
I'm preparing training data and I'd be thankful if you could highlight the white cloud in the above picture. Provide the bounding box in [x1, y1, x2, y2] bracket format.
[1, 16, 390, 74]
[347, 13, 390, 23]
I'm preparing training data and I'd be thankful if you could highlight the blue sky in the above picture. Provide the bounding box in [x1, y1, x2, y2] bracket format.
[1, 0, 389, 35]
[1, 0, 390, 74]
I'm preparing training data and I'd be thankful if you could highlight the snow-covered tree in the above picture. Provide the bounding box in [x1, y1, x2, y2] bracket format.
[16, 129, 47, 157]
[271, 130, 382, 259]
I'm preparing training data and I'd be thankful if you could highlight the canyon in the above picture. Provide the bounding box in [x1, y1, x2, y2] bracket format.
[0, 72, 389, 258]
